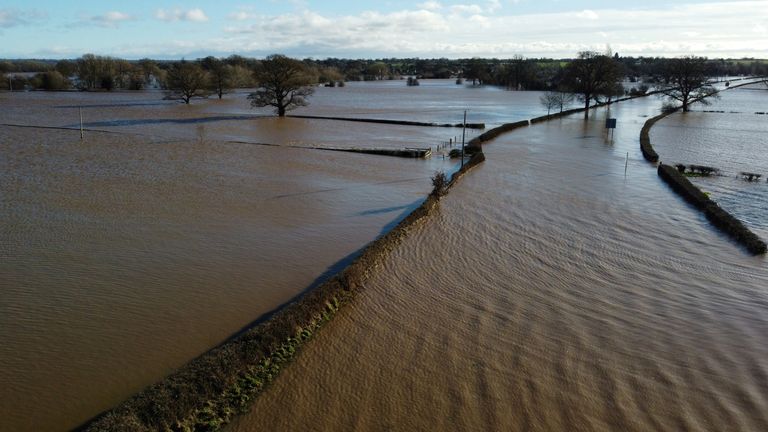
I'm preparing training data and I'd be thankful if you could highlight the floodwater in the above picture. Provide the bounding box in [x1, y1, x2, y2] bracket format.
[651, 83, 768, 236]
[231, 96, 768, 431]
[0, 81, 550, 431]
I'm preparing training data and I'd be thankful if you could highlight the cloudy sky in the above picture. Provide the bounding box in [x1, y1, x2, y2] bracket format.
[1, 0, 766, 59]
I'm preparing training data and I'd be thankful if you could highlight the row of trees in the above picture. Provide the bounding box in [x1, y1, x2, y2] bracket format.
[537, 52, 719, 118]
[3, 54, 767, 92]
[2, 53, 754, 118]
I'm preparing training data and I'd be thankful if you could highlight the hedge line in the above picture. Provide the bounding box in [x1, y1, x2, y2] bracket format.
[658, 164, 766, 255]
[287, 114, 485, 129]
[529, 108, 584, 124]
[465, 120, 530, 150]
[80, 149, 487, 432]
[639, 112, 669, 163]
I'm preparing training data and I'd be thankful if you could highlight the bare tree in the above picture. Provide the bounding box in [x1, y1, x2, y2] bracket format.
[562, 51, 623, 119]
[201, 56, 233, 99]
[164, 60, 210, 104]
[540, 92, 560, 115]
[507, 54, 534, 90]
[464, 58, 488, 85]
[556, 92, 575, 112]
[365, 62, 388, 80]
[76, 54, 118, 90]
[138, 58, 160, 88]
[540, 92, 575, 115]
[660, 56, 717, 112]
[248, 54, 315, 117]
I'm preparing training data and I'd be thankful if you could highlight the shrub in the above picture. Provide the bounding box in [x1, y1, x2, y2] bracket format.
[629, 84, 649, 96]
[661, 102, 679, 114]
[431, 171, 448, 197]
[30, 71, 70, 91]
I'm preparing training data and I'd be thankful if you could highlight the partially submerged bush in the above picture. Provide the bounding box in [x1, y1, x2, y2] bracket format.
[431, 171, 448, 197]
[629, 84, 649, 96]
[661, 103, 679, 114]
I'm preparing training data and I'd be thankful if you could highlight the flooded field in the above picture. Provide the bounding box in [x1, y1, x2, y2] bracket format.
[651, 83, 768, 236]
[0, 81, 551, 430]
[231, 96, 768, 432]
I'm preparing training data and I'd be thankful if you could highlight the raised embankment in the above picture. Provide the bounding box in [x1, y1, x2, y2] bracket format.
[639, 113, 665, 162]
[639, 81, 767, 255]
[288, 114, 486, 129]
[81, 146, 487, 432]
[315, 146, 431, 158]
[658, 164, 767, 254]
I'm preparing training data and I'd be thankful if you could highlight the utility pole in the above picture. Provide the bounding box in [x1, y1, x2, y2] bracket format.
[461, 110, 466, 169]
[79, 107, 84, 140]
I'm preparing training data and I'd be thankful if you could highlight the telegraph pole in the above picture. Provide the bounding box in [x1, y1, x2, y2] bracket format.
[460, 110, 466, 169]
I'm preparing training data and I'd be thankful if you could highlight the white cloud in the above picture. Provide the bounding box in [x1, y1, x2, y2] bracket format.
[18, 1, 768, 59]
[214, 1, 768, 59]
[486, 0, 502, 13]
[450, 4, 484, 15]
[86, 11, 134, 27]
[186, 9, 209, 22]
[417, 1, 443, 11]
[0, 8, 46, 28]
[229, 11, 254, 21]
[155, 8, 209, 22]
[575, 10, 599, 20]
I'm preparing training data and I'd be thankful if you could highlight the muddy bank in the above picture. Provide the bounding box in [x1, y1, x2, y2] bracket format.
[80, 147, 486, 431]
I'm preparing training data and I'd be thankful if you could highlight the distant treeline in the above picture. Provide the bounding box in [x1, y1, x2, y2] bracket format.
[2, 54, 767, 92]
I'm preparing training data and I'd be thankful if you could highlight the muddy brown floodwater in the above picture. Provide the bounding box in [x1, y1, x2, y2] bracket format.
[0, 81, 545, 431]
[230, 97, 768, 431]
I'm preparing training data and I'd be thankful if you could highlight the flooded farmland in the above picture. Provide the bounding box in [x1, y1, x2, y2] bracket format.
[651, 83, 768, 237]
[0, 81, 550, 431]
[3, 79, 767, 432]
[230, 94, 768, 432]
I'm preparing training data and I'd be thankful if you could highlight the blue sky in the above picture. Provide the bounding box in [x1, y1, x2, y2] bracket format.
[1, 1, 766, 59]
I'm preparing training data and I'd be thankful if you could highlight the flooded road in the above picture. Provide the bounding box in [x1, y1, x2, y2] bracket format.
[231, 97, 768, 431]
[0, 82, 547, 430]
